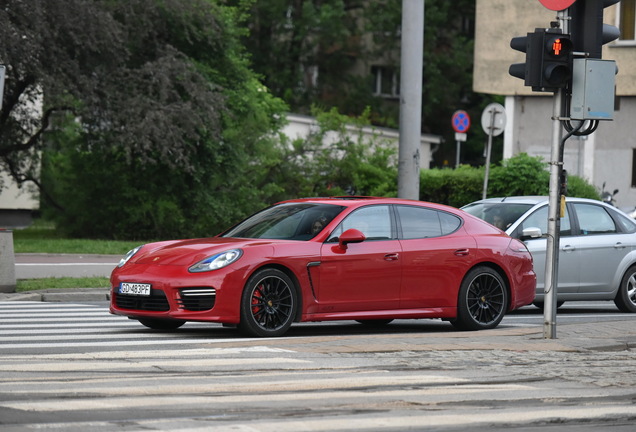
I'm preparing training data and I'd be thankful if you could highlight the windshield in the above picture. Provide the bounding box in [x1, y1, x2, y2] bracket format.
[221, 203, 345, 240]
[462, 202, 534, 231]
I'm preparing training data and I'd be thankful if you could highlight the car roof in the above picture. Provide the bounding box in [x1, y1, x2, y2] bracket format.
[278, 196, 460, 212]
[464, 196, 606, 206]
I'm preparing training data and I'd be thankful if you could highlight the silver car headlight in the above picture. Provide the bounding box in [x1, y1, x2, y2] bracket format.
[189, 249, 243, 273]
[117, 245, 143, 268]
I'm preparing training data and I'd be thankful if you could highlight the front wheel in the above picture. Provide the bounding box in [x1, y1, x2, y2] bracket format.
[615, 266, 636, 313]
[238, 268, 297, 337]
[137, 318, 186, 330]
[452, 266, 508, 331]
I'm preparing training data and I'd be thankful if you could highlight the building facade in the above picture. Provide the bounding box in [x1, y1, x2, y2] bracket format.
[474, 0, 636, 208]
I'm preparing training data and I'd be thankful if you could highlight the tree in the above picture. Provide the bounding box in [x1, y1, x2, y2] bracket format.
[235, 0, 492, 166]
[1, 0, 287, 239]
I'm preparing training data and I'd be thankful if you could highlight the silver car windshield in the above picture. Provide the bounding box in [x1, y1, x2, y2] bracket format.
[463, 203, 534, 231]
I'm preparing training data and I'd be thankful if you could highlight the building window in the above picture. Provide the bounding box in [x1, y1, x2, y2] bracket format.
[371, 66, 399, 98]
[619, 0, 636, 41]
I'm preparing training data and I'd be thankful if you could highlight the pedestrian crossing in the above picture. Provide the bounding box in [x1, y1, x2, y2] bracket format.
[2, 300, 636, 431]
[0, 301, 255, 352]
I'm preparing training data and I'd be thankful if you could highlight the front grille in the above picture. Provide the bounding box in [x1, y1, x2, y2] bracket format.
[177, 288, 216, 311]
[115, 289, 170, 311]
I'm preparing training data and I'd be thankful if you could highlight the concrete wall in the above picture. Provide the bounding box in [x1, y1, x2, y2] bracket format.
[503, 95, 636, 209]
[283, 113, 442, 170]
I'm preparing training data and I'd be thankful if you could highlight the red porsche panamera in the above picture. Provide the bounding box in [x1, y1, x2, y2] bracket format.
[110, 197, 536, 337]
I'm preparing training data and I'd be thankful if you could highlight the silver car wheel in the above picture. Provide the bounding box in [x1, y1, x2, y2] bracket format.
[615, 266, 636, 313]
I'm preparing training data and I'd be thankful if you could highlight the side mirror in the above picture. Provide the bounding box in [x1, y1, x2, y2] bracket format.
[338, 228, 366, 250]
[520, 227, 542, 240]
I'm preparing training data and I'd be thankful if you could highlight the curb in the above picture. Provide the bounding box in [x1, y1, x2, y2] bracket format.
[0, 288, 110, 302]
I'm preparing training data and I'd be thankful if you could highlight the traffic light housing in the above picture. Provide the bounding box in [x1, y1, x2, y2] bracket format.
[509, 31, 543, 88]
[569, 0, 620, 59]
[509, 29, 572, 92]
[540, 32, 573, 90]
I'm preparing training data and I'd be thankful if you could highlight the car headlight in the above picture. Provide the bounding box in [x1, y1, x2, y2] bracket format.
[189, 249, 243, 273]
[118, 245, 143, 268]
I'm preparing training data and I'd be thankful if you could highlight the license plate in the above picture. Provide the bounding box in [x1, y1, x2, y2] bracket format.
[119, 282, 151, 296]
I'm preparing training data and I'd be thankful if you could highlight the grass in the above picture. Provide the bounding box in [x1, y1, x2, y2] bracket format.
[16, 277, 111, 292]
[12, 219, 137, 291]
[13, 220, 141, 254]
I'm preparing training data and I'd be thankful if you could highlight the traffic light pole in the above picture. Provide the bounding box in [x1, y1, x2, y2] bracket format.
[544, 87, 564, 339]
[543, 9, 570, 339]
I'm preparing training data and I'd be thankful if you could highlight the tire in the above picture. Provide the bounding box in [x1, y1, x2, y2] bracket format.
[238, 268, 297, 337]
[137, 318, 186, 330]
[614, 266, 636, 313]
[452, 266, 508, 331]
[356, 319, 394, 326]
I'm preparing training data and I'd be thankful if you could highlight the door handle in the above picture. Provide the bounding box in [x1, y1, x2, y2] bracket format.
[454, 249, 470, 256]
[384, 253, 399, 261]
[614, 242, 625, 249]
[562, 245, 575, 252]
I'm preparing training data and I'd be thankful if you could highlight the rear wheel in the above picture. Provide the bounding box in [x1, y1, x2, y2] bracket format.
[137, 318, 185, 330]
[615, 266, 636, 313]
[452, 266, 508, 331]
[239, 268, 297, 337]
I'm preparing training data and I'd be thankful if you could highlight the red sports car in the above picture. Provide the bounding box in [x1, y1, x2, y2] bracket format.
[110, 197, 536, 337]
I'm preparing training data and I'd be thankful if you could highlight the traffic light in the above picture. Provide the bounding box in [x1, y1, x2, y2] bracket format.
[539, 31, 573, 90]
[510, 29, 572, 92]
[509, 31, 543, 88]
[570, 0, 620, 59]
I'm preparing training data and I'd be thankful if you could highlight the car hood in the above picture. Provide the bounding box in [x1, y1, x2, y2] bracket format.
[132, 237, 280, 266]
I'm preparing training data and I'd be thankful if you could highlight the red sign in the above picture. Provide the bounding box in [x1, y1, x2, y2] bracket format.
[452, 110, 471, 134]
[538, 0, 577, 11]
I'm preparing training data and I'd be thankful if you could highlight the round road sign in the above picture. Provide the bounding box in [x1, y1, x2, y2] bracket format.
[451, 110, 471, 134]
[481, 103, 506, 137]
[538, 0, 576, 11]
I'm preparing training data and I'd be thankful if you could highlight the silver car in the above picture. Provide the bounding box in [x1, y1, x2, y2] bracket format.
[462, 196, 636, 312]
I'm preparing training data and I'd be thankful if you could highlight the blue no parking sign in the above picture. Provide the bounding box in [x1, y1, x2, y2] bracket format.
[451, 110, 471, 134]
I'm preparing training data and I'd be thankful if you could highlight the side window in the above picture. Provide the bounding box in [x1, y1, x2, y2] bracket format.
[520, 205, 572, 236]
[330, 205, 392, 241]
[615, 211, 636, 233]
[574, 203, 617, 235]
[396, 205, 461, 239]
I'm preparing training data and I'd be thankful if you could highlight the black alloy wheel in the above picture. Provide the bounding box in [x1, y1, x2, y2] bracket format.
[239, 268, 297, 337]
[453, 266, 508, 331]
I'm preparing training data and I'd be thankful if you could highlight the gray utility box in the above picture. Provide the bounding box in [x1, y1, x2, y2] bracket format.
[570, 58, 616, 121]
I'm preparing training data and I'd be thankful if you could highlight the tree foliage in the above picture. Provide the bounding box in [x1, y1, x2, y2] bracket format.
[235, 0, 492, 165]
[1, 0, 287, 239]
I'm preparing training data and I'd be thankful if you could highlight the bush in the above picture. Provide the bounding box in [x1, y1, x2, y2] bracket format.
[420, 153, 600, 207]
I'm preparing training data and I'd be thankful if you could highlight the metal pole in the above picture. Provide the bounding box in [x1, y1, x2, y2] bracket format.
[397, 0, 424, 200]
[482, 109, 496, 200]
[544, 89, 563, 339]
[455, 140, 460, 168]
[544, 10, 570, 339]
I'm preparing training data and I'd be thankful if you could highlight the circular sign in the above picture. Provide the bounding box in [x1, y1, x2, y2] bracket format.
[538, 0, 576, 11]
[481, 103, 507, 137]
[451, 110, 471, 134]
